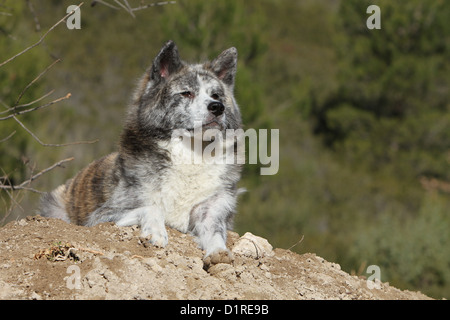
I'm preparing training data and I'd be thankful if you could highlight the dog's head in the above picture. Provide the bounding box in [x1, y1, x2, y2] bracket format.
[130, 40, 242, 139]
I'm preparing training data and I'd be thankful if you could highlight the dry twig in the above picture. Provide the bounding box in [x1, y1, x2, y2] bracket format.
[0, 157, 74, 193]
[287, 235, 305, 251]
[0, 92, 70, 121]
[91, 0, 176, 17]
[0, 3, 84, 68]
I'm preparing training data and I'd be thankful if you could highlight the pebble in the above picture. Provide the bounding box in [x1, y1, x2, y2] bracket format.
[231, 232, 274, 259]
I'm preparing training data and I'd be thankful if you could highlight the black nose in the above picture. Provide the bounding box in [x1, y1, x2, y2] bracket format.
[207, 101, 225, 117]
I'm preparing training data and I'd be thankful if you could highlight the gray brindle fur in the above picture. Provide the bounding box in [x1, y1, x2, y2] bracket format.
[39, 41, 243, 267]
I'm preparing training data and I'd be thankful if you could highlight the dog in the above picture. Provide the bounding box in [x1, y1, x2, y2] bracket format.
[39, 40, 243, 267]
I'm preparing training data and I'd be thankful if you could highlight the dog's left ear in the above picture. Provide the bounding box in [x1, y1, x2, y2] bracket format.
[151, 40, 182, 82]
[209, 47, 238, 88]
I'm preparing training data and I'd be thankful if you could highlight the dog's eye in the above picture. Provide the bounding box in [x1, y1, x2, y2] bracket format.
[211, 93, 220, 100]
[180, 91, 194, 99]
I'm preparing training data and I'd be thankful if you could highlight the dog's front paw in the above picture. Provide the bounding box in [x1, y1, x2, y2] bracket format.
[140, 227, 168, 248]
[203, 249, 233, 270]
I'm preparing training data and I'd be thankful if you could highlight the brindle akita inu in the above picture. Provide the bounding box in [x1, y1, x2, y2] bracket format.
[40, 40, 243, 267]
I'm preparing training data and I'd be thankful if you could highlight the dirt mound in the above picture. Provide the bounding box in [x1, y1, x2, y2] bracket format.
[0, 216, 430, 300]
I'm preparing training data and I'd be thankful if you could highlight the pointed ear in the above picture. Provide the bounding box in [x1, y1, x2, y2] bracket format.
[151, 40, 182, 82]
[209, 47, 238, 88]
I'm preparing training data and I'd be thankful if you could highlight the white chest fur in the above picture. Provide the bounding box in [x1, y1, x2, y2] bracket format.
[149, 138, 227, 232]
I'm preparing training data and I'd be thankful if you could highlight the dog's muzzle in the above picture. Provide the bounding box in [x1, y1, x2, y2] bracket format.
[207, 101, 225, 117]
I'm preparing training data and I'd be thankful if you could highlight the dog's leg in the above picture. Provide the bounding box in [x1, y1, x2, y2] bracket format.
[139, 206, 168, 248]
[116, 205, 168, 248]
[189, 193, 235, 268]
[87, 200, 168, 248]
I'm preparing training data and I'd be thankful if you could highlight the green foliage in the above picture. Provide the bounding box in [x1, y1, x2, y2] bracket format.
[0, 2, 49, 184]
[161, 0, 267, 64]
[351, 192, 450, 298]
[302, 0, 450, 298]
[335, 0, 449, 117]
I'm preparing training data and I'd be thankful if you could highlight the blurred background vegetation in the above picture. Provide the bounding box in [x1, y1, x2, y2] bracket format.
[1, 0, 449, 299]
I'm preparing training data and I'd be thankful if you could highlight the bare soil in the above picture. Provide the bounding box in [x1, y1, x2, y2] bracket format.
[0, 215, 431, 300]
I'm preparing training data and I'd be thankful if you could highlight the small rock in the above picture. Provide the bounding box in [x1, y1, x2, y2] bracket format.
[17, 219, 28, 227]
[30, 291, 42, 300]
[144, 258, 163, 273]
[331, 263, 341, 270]
[259, 264, 270, 272]
[231, 232, 274, 259]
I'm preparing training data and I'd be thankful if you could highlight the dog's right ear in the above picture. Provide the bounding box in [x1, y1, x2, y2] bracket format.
[151, 40, 182, 82]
